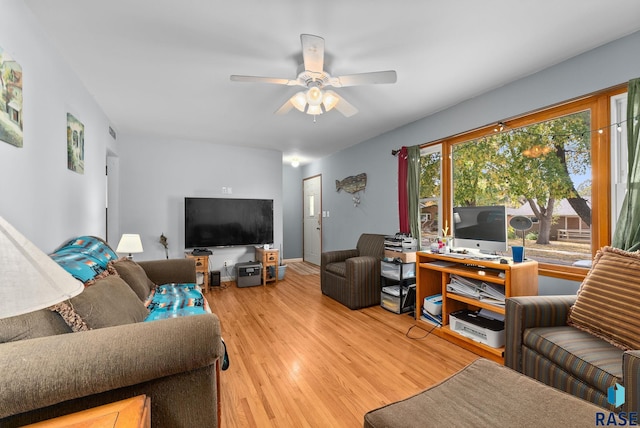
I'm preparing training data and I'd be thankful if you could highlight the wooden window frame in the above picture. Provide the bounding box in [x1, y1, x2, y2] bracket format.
[422, 83, 627, 281]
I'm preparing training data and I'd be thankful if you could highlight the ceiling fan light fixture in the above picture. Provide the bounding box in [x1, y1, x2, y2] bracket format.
[291, 92, 307, 112]
[306, 86, 323, 106]
[306, 104, 323, 115]
[322, 90, 339, 112]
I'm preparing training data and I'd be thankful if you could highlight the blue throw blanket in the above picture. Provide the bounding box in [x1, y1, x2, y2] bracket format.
[144, 283, 210, 321]
[50, 236, 118, 284]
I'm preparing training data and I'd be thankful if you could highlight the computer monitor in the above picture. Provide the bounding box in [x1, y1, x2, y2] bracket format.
[452, 205, 508, 254]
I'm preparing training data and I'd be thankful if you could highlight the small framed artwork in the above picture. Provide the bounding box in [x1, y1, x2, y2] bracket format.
[0, 45, 23, 148]
[67, 113, 84, 174]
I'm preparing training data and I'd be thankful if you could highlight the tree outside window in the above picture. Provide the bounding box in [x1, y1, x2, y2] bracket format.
[419, 148, 441, 248]
[451, 111, 592, 265]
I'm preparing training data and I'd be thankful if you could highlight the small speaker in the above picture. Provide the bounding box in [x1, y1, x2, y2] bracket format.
[210, 270, 221, 287]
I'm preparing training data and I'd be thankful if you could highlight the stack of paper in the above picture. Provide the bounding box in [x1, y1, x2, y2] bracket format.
[421, 311, 442, 326]
[446, 274, 506, 306]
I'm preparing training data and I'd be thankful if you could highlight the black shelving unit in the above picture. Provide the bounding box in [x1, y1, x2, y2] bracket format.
[380, 259, 416, 314]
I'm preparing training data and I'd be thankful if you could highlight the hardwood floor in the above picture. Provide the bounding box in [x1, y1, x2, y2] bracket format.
[205, 263, 478, 427]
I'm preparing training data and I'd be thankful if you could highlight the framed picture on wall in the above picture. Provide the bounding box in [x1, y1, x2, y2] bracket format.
[0, 45, 23, 148]
[67, 113, 85, 174]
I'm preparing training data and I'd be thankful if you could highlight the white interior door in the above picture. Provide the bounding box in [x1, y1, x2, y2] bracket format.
[303, 175, 322, 265]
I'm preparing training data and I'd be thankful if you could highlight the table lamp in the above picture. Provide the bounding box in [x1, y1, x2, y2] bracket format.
[116, 234, 144, 259]
[0, 216, 84, 319]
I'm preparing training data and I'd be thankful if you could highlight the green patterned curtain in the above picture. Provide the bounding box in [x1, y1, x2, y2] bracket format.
[613, 78, 640, 251]
[407, 145, 421, 244]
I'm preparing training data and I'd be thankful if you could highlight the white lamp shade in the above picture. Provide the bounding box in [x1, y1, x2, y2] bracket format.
[0, 217, 84, 319]
[116, 234, 144, 254]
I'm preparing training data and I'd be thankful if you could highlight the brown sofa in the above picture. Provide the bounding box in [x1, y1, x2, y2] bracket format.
[320, 233, 385, 309]
[0, 258, 225, 427]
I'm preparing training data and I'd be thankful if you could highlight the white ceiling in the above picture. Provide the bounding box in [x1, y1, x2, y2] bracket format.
[23, 0, 640, 166]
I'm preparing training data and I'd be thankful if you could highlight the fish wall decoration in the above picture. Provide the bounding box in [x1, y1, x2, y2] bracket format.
[336, 173, 367, 194]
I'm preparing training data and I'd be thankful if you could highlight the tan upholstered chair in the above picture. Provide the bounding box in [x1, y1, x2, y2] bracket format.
[320, 233, 385, 309]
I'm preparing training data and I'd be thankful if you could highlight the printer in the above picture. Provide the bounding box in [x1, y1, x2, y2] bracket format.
[449, 309, 505, 348]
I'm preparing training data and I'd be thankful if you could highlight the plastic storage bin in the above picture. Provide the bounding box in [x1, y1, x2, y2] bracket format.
[380, 284, 416, 314]
[381, 261, 416, 281]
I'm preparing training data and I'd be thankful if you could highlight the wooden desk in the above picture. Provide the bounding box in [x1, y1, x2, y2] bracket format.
[25, 395, 150, 427]
[415, 251, 538, 364]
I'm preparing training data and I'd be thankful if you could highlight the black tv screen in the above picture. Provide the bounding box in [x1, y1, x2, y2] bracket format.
[185, 197, 274, 248]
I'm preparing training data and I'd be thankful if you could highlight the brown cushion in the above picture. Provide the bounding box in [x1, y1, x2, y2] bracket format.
[66, 276, 149, 329]
[363, 358, 601, 428]
[356, 234, 385, 259]
[568, 246, 640, 350]
[326, 261, 347, 277]
[0, 309, 72, 343]
[110, 258, 155, 300]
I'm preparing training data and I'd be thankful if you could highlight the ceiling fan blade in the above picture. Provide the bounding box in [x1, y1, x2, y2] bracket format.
[300, 34, 325, 73]
[275, 92, 307, 115]
[329, 70, 397, 87]
[325, 90, 358, 117]
[230, 75, 298, 86]
[275, 99, 294, 115]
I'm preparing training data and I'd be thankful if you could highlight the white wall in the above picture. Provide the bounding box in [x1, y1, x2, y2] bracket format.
[302, 139, 398, 252]
[282, 164, 303, 259]
[116, 134, 283, 277]
[1, 1, 284, 272]
[0, 0, 116, 252]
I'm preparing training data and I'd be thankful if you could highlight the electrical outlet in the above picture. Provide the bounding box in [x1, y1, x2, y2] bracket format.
[224, 260, 233, 267]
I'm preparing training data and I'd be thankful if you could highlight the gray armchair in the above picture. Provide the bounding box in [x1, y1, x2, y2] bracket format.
[321, 233, 385, 309]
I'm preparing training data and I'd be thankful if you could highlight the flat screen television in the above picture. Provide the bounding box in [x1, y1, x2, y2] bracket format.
[452, 205, 507, 254]
[185, 197, 274, 248]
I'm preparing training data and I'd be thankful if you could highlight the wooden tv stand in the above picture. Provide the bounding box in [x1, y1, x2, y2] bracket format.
[415, 251, 538, 363]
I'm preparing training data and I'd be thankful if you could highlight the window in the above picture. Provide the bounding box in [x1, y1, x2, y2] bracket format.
[419, 144, 442, 248]
[420, 84, 627, 280]
[611, 93, 629, 238]
[308, 195, 315, 217]
[452, 110, 592, 266]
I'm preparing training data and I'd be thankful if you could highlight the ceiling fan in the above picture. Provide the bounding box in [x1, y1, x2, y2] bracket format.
[230, 34, 397, 118]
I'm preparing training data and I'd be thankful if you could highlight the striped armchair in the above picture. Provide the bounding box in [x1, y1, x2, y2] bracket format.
[505, 295, 640, 413]
[320, 234, 385, 310]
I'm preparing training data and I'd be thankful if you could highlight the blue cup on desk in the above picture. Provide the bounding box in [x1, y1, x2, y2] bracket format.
[511, 245, 524, 263]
